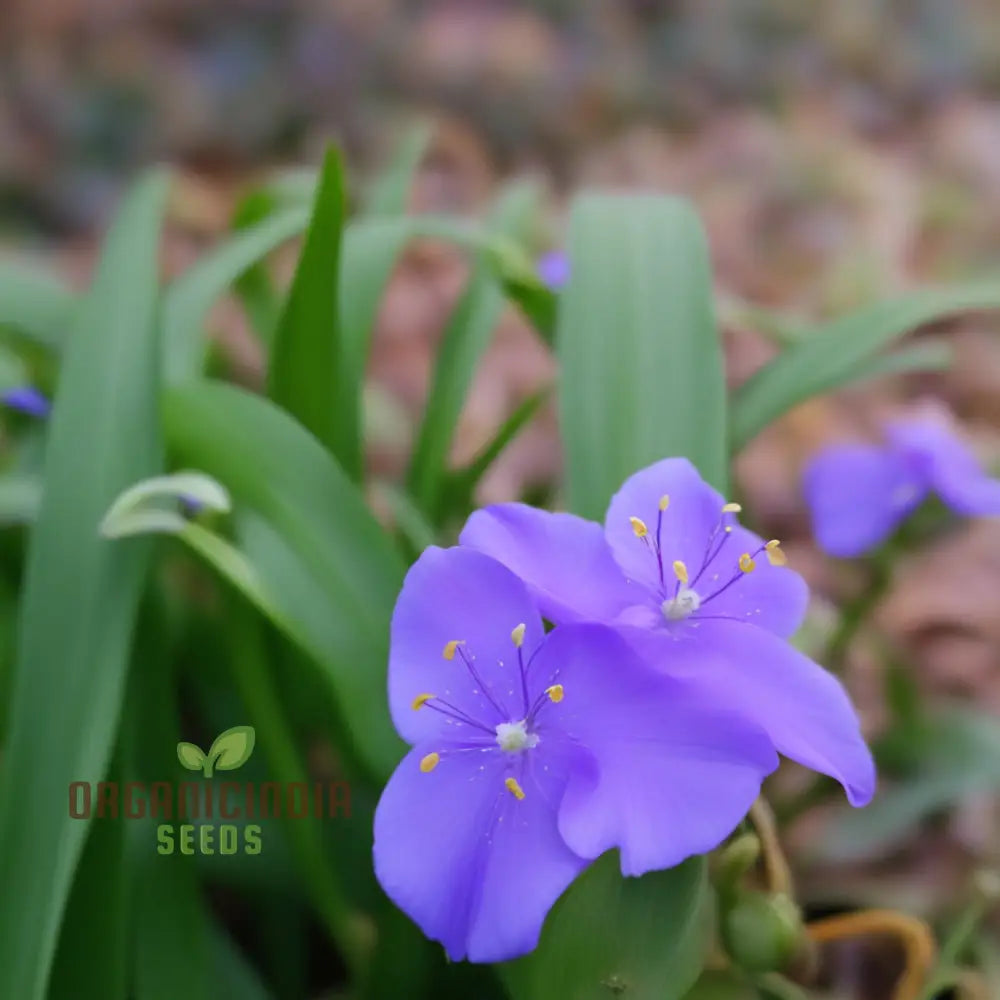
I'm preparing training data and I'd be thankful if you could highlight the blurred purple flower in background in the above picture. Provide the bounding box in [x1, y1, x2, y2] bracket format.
[0, 386, 51, 418]
[803, 414, 1000, 558]
[536, 250, 570, 290]
[374, 546, 776, 962]
[462, 458, 875, 807]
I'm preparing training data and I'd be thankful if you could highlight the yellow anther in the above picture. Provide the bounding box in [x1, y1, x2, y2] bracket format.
[511, 623, 526, 648]
[658, 494, 670, 511]
[673, 560, 689, 585]
[420, 752, 441, 773]
[739, 553, 756, 573]
[442, 640, 463, 661]
[765, 540, 787, 567]
[722, 502, 742, 514]
[505, 776, 526, 800]
[545, 684, 564, 703]
[412, 693, 433, 710]
[630, 516, 648, 538]
[724, 525, 733, 533]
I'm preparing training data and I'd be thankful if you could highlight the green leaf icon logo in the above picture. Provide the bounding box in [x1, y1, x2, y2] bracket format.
[207, 725, 256, 776]
[176, 726, 255, 778]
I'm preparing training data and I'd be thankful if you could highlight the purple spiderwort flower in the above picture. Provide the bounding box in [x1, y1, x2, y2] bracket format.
[0, 386, 50, 418]
[374, 546, 777, 962]
[461, 458, 876, 808]
[803, 415, 1000, 558]
[536, 250, 570, 290]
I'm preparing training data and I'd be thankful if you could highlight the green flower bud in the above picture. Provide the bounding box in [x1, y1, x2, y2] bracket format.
[721, 891, 804, 974]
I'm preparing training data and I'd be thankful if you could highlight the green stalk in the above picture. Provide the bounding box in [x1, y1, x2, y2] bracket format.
[822, 547, 895, 671]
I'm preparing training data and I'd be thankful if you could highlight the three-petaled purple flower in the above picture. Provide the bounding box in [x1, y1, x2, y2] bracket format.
[803, 414, 1000, 558]
[374, 546, 777, 962]
[461, 458, 876, 808]
[536, 250, 570, 290]
[0, 386, 50, 418]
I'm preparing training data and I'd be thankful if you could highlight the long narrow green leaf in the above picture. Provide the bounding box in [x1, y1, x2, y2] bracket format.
[0, 171, 168, 1000]
[545, 193, 725, 998]
[841, 338, 953, 384]
[444, 387, 550, 515]
[407, 182, 540, 518]
[0, 472, 42, 526]
[162, 205, 309, 383]
[364, 124, 431, 216]
[268, 146, 349, 465]
[559, 193, 727, 512]
[48, 757, 130, 1000]
[730, 282, 1000, 452]
[163, 381, 406, 779]
[0, 261, 76, 351]
[503, 854, 712, 1000]
[126, 595, 213, 1000]
[230, 191, 287, 344]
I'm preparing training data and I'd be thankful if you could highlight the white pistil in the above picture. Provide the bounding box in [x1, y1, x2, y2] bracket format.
[495, 719, 539, 753]
[662, 587, 702, 621]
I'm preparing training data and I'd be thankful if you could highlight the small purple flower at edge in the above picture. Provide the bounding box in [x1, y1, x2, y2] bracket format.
[460, 458, 877, 809]
[374, 547, 778, 962]
[536, 250, 570, 290]
[803, 413, 1000, 558]
[1, 386, 50, 419]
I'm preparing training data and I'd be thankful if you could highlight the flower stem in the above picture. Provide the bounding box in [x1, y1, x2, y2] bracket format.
[823, 547, 896, 671]
[749, 797, 794, 898]
[224, 601, 372, 982]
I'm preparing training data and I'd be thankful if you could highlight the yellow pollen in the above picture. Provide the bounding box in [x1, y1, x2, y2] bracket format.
[511, 623, 526, 648]
[739, 553, 756, 573]
[673, 560, 689, 585]
[412, 693, 433, 710]
[722, 502, 742, 514]
[724, 525, 733, 533]
[442, 640, 463, 661]
[505, 776, 526, 800]
[658, 494, 670, 511]
[545, 684, 564, 703]
[420, 752, 440, 773]
[765, 540, 787, 566]
[630, 516, 648, 538]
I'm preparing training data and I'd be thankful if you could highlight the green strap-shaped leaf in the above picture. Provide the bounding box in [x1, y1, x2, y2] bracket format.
[128, 605, 214, 1000]
[503, 854, 712, 1000]
[730, 281, 1000, 452]
[267, 146, 350, 466]
[48, 755, 130, 1000]
[442, 387, 550, 519]
[545, 193, 725, 998]
[0, 261, 76, 351]
[163, 380, 406, 779]
[0, 170, 168, 1000]
[364, 123, 432, 216]
[407, 181, 541, 519]
[559, 193, 728, 512]
[0, 473, 42, 527]
[162, 205, 310, 383]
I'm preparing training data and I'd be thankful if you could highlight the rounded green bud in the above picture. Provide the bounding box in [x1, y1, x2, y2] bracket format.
[721, 891, 804, 974]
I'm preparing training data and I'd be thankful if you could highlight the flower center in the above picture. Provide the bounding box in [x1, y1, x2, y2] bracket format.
[495, 719, 538, 753]
[661, 587, 701, 621]
[629, 498, 788, 626]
